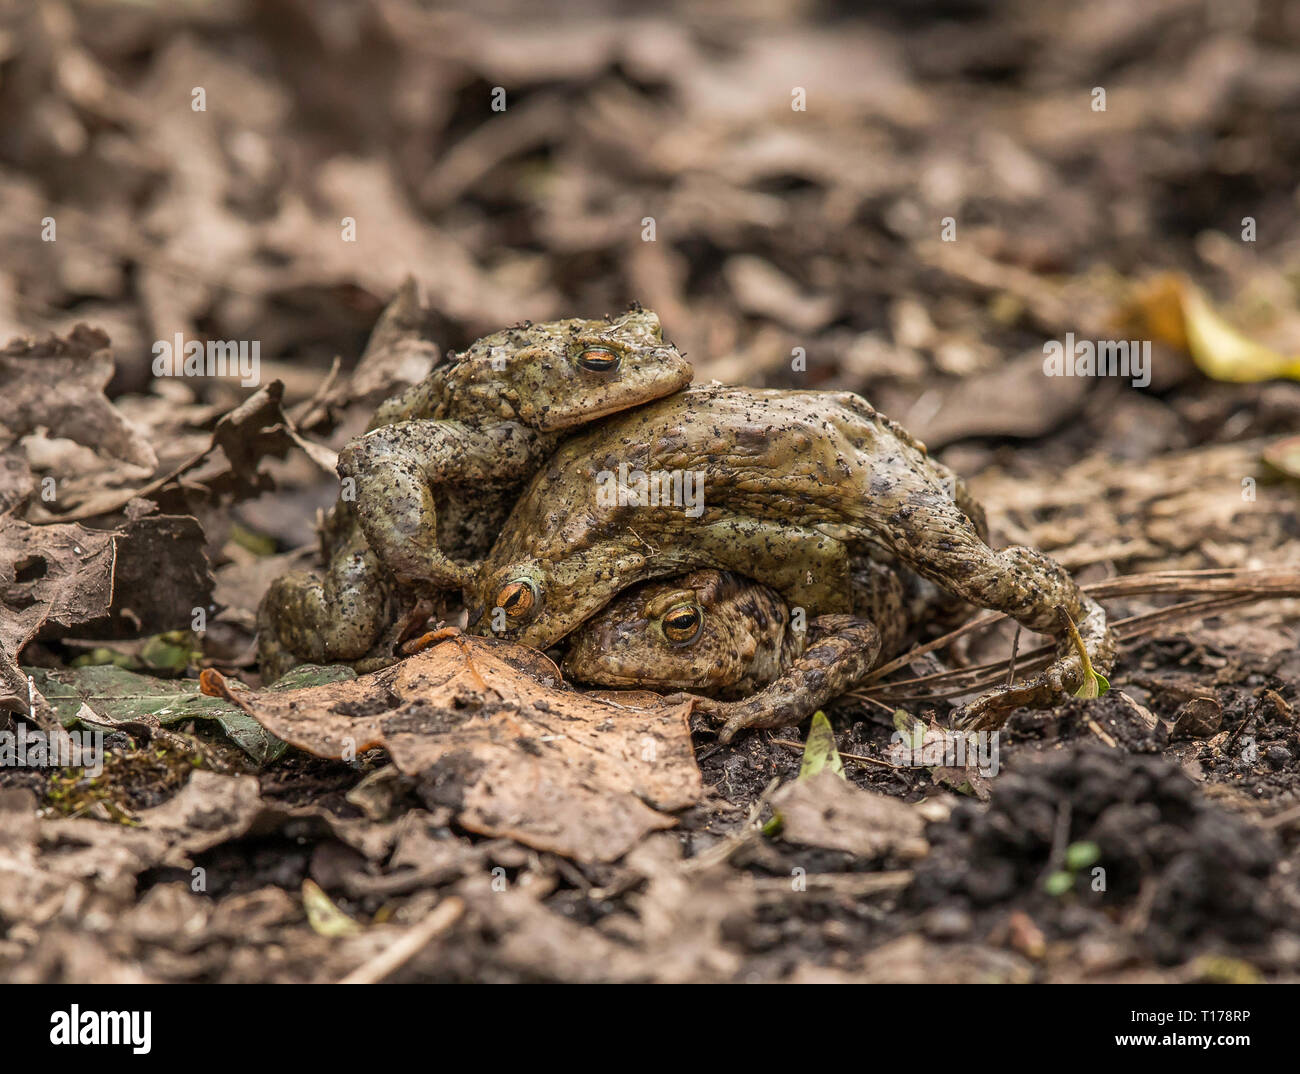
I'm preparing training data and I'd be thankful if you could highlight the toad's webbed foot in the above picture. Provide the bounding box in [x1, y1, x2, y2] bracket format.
[957, 591, 1115, 731]
[669, 615, 881, 744]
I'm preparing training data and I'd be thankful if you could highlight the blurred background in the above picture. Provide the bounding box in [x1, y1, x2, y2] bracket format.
[2, 0, 1299, 563]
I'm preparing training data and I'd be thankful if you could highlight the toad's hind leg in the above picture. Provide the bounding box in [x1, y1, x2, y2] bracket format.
[256, 526, 394, 681]
[847, 559, 911, 655]
[337, 419, 545, 592]
[675, 615, 881, 744]
[871, 481, 1114, 726]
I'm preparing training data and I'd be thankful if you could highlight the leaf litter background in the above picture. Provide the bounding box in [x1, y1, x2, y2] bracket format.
[1, 0, 1299, 982]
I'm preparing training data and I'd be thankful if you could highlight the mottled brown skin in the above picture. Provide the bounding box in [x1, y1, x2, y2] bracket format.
[563, 564, 916, 741]
[469, 385, 1114, 728]
[564, 570, 807, 696]
[257, 306, 691, 680]
[689, 615, 882, 744]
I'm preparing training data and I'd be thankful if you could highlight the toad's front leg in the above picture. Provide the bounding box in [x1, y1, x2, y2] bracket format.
[673, 615, 881, 744]
[338, 419, 548, 593]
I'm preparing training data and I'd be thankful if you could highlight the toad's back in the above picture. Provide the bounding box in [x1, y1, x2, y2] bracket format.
[496, 385, 983, 560]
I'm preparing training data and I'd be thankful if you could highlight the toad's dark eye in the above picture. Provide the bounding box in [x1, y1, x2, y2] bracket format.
[495, 579, 539, 620]
[662, 603, 703, 645]
[577, 346, 620, 372]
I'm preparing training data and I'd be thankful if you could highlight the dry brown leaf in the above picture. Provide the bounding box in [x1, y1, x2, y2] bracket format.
[210, 633, 702, 863]
[0, 325, 157, 469]
[0, 771, 412, 935]
[0, 516, 115, 708]
[878, 348, 1089, 448]
[38, 380, 293, 523]
[311, 276, 439, 419]
[770, 769, 930, 860]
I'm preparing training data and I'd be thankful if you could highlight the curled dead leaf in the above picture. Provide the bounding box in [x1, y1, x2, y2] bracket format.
[207, 633, 703, 863]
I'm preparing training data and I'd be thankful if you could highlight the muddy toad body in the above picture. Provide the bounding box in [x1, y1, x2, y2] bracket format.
[468, 385, 1113, 728]
[257, 307, 692, 680]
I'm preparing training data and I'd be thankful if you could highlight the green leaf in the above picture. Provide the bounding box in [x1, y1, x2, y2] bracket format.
[892, 708, 925, 749]
[1074, 670, 1110, 700]
[798, 711, 845, 781]
[1044, 871, 1075, 897]
[1065, 841, 1101, 871]
[302, 879, 362, 937]
[139, 632, 201, 673]
[268, 664, 358, 691]
[70, 631, 203, 675]
[1060, 610, 1110, 700]
[22, 664, 354, 766]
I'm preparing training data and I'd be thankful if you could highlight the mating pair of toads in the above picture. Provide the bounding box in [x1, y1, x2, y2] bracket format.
[258, 305, 1113, 742]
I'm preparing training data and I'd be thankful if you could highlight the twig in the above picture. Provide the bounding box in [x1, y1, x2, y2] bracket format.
[746, 871, 914, 897]
[1224, 709, 1257, 755]
[1083, 716, 1118, 748]
[1262, 803, 1300, 830]
[1041, 798, 1073, 887]
[769, 738, 906, 769]
[863, 591, 1287, 703]
[336, 897, 465, 985]
[682, 776, 779, 873]
[862, 567, 1300, 688]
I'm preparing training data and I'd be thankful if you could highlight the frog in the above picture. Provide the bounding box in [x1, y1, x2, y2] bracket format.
[562, 565, 952, 742]
[256, 304, 692, 681]
[466, 385, 1114, 729]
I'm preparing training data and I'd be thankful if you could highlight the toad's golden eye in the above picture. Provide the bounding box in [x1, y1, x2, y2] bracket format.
[495, 579, 539, 620]
[662, 603, 703, 645]
[577, 345, 620, 372]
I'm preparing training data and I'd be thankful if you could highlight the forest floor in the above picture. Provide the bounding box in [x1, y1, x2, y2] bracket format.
[1, 0, 1298, 982]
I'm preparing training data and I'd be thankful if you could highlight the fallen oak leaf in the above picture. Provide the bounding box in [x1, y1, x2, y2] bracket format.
[0, 517, 116, 643]
[201, 664, 385, 758]
[0, 516, 116, 714]
[81, 515, 212, 638]
[209, 633, 702, 863]
[0, 513, 215, 716]
[404, 626, 497, 697]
